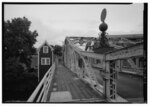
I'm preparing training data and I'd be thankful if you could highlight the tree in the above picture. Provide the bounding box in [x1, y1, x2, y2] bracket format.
[53, 45, 63, 56]
[3, 17, 38, 101]
[4, 17, 38, 68]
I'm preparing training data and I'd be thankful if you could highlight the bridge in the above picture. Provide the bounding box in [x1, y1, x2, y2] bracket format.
[27, 8, 145, 103]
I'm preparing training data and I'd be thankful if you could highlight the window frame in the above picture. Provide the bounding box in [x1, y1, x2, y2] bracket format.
[41, 58, 50, 65]
[43, 46, 48, 53]
[41, 58, 46, 65]
[46, 58, 50, 65]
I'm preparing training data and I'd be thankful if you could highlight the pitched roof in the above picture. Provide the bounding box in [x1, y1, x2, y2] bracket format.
[37, 40, 54, 52]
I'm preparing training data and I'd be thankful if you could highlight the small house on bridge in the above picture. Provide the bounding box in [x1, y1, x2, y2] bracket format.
[37, 41, 54, 82]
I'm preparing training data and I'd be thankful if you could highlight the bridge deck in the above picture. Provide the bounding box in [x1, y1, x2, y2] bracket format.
[46, 64, 105, 102]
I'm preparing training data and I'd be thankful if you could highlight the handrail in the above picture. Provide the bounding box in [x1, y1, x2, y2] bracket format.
[27, 63, 55, 102]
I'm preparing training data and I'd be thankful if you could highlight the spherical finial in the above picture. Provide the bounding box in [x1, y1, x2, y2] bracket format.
[99, 22, 108, 32]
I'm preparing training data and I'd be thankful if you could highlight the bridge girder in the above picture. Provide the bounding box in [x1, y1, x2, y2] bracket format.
[63, 37, 144, 102]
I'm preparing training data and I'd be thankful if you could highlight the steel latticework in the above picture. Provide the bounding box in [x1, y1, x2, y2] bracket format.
[63, 36, 144, 102]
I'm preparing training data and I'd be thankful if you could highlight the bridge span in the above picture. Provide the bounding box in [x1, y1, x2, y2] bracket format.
[27, 8, 145, 103]
[27, 37, 144, 103]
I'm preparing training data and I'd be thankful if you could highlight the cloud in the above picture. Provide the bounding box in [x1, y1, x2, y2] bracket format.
[4, 4, 144, 48]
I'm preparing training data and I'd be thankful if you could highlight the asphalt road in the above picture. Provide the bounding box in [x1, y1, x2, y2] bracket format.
[117, 72, 143, 99]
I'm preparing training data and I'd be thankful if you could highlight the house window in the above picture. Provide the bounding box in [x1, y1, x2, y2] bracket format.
[41, 58, 50, 65]
[46, 58, 50, 65]
[41, 58, 45, 65]
[43, 46, 48, 53]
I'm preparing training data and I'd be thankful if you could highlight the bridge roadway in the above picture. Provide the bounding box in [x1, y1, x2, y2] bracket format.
[46, 64, 105, 102]
[117, 72, 143, 102]
[45, 63, 143, 102]
[92, 67, 144, 103]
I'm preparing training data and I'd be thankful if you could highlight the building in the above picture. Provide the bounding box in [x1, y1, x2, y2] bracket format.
[37, 41, 54, 82]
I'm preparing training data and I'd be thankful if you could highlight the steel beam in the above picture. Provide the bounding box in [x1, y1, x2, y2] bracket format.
[105, 43, 143, 61]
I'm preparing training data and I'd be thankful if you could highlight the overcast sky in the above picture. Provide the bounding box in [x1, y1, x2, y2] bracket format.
[4, 3, 143, 47]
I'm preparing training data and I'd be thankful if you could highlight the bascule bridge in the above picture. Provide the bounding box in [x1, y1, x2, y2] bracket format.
[27, 8, 145, 103]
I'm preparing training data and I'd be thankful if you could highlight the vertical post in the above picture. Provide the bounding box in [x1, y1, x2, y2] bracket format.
[109, 61, 116, 100]
[114, 60, 121, 99]
[104, 60, 118, 101]
[104, 61, 110, 100]
[116, 60, 121, 72]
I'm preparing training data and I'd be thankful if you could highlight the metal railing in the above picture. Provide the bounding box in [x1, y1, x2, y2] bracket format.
[27, 63, 55, 102]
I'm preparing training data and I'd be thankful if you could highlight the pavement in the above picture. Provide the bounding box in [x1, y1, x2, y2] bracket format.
[117, 72, 144, 103]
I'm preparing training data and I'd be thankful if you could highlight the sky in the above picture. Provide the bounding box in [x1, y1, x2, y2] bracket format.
[4, 3, 144, 47]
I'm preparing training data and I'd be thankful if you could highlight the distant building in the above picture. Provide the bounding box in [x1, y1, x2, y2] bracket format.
[37, 41, 54, 82]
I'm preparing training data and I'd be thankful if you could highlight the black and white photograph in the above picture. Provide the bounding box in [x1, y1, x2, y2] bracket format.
[2, 2, 147, 103]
